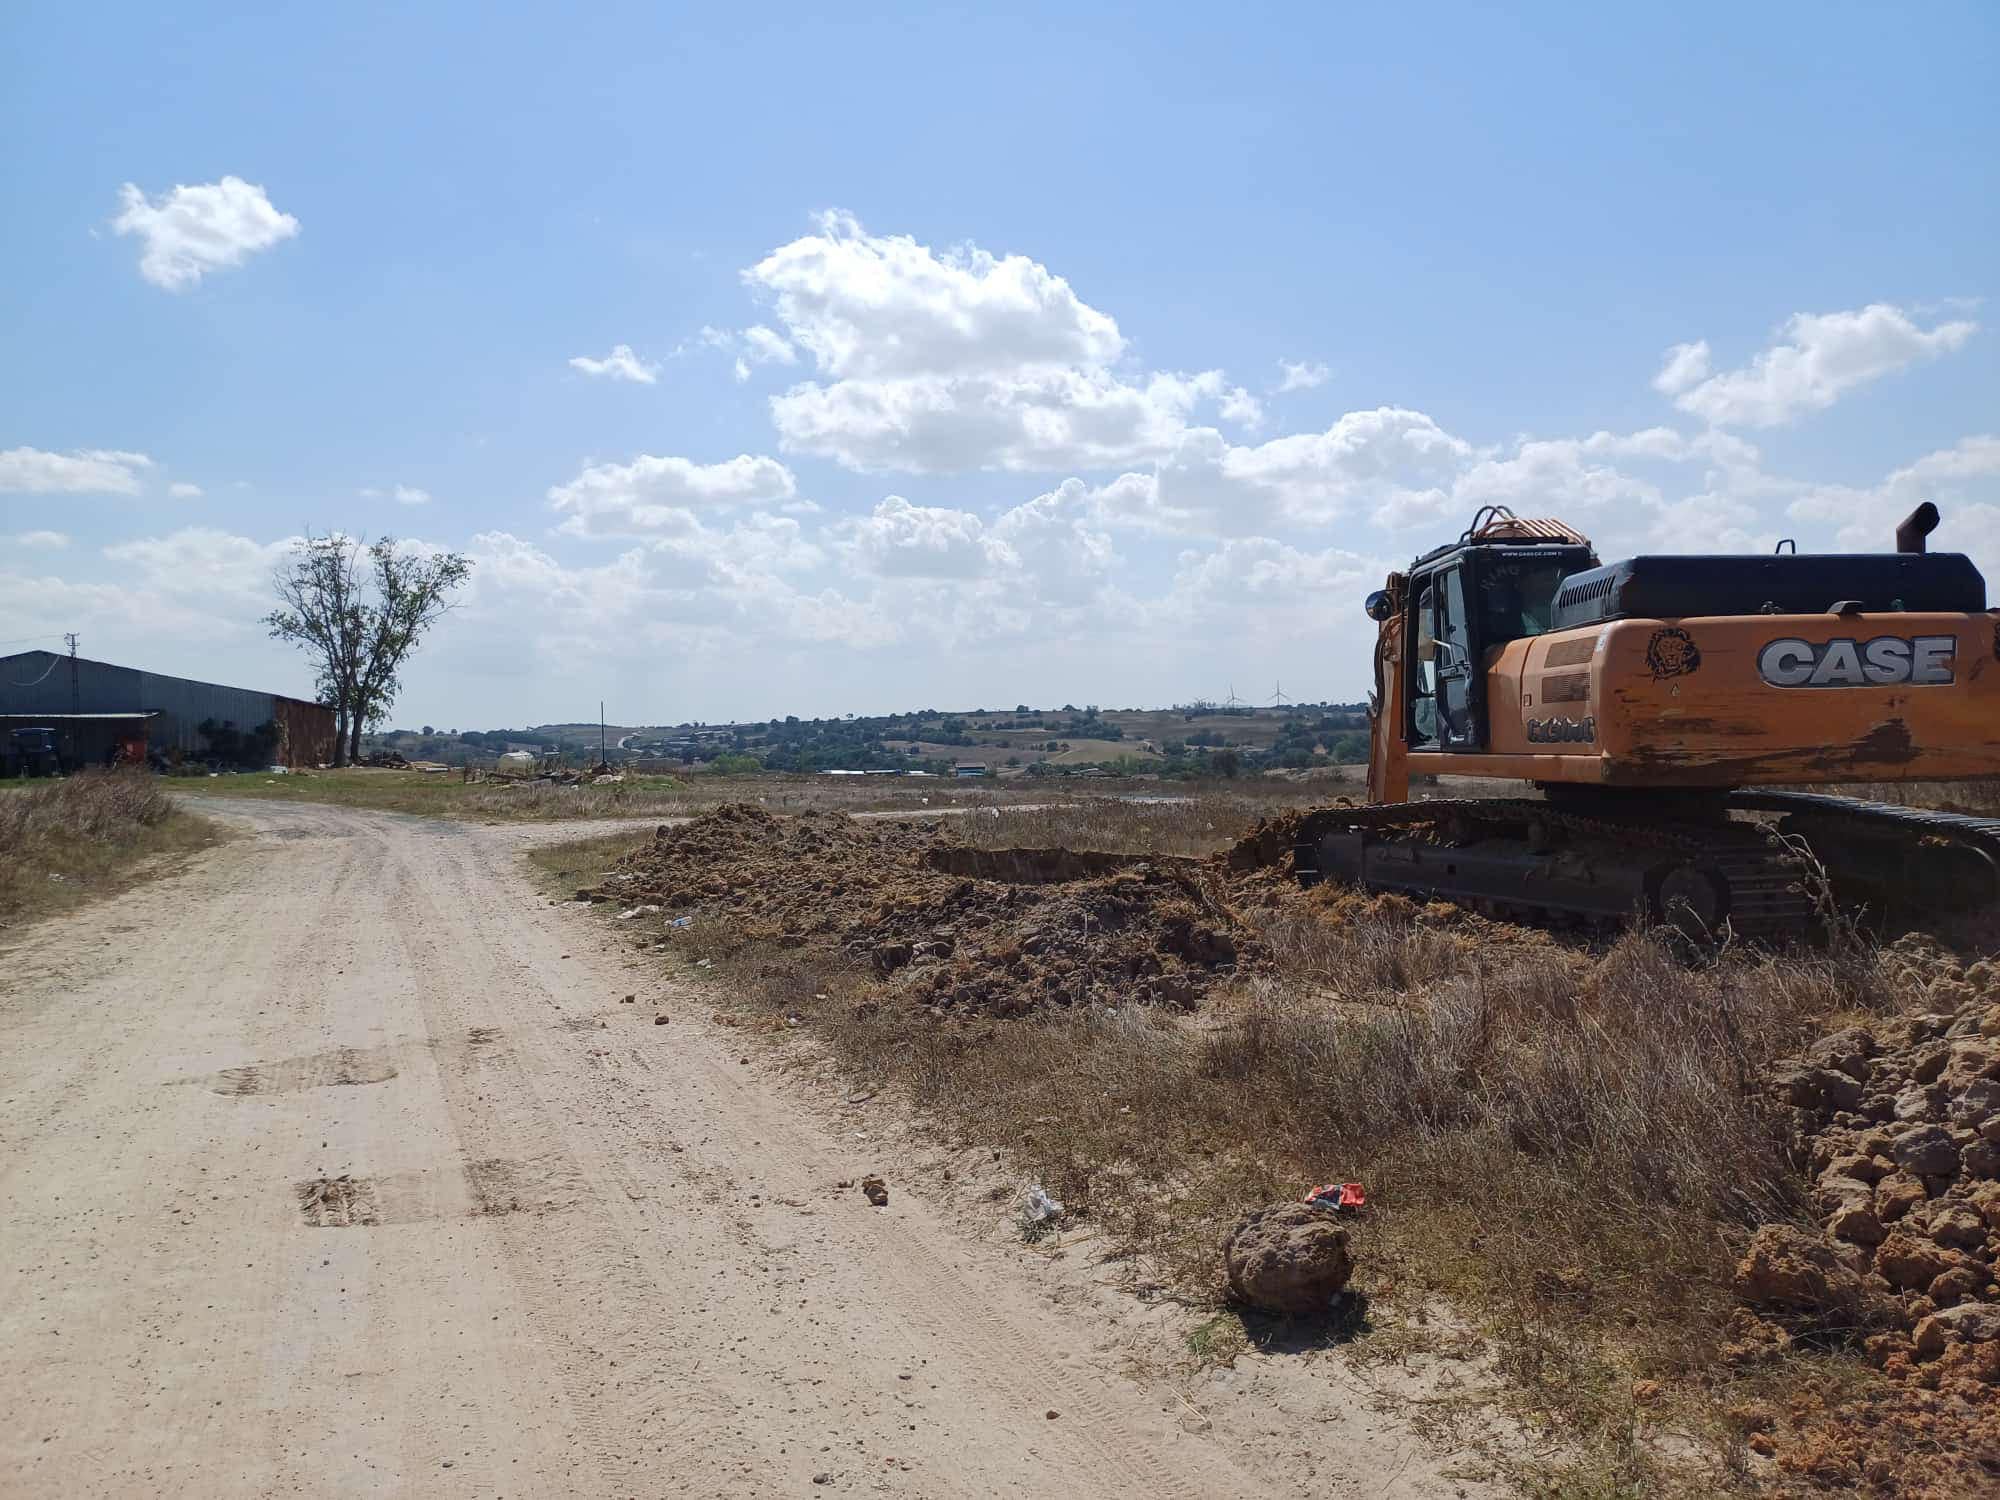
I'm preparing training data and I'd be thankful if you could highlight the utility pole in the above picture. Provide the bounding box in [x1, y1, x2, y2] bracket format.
[64, 633, 79, 770]
[600, 701, 606, 769]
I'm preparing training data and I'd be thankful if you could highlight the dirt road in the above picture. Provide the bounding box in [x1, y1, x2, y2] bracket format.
[0, 802, 1467, 1498]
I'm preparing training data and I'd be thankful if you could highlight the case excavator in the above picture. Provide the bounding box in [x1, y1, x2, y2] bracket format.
[1278, 503, 2000, 939]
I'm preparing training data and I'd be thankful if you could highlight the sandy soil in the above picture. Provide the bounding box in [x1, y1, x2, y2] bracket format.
[0, 800, 1482, 1498]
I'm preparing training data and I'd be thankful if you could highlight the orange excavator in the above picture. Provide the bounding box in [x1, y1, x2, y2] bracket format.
[1284, 504, 2000, 936]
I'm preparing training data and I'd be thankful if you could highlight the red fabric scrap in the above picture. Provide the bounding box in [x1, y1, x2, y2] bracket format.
[1303, 1182, 1366, 1212]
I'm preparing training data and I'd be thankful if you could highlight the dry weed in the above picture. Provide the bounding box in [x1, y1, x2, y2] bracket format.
[0, 771, 221, 921]
[948, 791, 1332, 857]
[555, 792, 1973, 1494]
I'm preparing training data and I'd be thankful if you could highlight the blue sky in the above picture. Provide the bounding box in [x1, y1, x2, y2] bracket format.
[3, 1, 1995, 727]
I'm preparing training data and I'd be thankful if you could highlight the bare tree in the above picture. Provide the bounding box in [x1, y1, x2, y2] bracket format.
[266, 532, 472, 766]
[265, 532, 366, 764]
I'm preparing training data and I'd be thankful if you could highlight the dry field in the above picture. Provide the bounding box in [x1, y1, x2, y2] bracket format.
[543, 789, 2000, 1498]
[0, 770, 222, 924]
[170, 763, 1357, 826]
[168, 765, 1051, 822]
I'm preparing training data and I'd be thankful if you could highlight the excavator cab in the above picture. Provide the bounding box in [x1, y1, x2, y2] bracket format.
[1401, 525, 1599, 752]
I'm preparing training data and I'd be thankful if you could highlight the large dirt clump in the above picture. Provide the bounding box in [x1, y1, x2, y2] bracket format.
[1223, 1202, 1355, 1314]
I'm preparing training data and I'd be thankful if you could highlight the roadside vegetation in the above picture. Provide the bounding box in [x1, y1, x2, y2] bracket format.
[172, 767, 702, 822]
[0, 771, 223, 925]
[541, 792, 2000, 1497]
[944, 788, 1346, 857]
[174, 764, 1357, 826]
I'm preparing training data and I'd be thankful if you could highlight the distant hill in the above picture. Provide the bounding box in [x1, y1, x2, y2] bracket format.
[367, 701, 1371, 776]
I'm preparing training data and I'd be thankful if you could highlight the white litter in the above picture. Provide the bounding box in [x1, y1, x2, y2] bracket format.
[1021, 1185, 1065, 1223]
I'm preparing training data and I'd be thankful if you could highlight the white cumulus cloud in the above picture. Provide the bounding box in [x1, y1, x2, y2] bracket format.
[990, 479, 1118, 605]
[103, 527, 294, 602]
[682, 324, 802, 383]
[1174, 537, 1377, 603]
[834, 496, 1014, 579]
[769, 365, 1241, 474]
[746, 210, 1124, 380]
[1789, 435, 2000, 564]
[6, 530, 70, 549]
[1275, 360, 1329, 393]
[548, 453, 798, 538]
[740, 325, 796, 367]
[1096, 408, 1474, 537]
[569, 344, 660, 384]
[1663, 305, 1976, 428]
[0, 446, 154, 495]
[746, 213, 1254, 473]
[1651, 340, 1711, 396]
[168, 481, 204, 498]
[112, 176, 299, 291]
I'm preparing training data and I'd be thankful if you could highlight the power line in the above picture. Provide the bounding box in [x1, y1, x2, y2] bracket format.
[3, 653, 63, 688]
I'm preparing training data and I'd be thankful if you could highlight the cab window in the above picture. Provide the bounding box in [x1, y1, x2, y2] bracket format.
[1411, 581, 1439, 744]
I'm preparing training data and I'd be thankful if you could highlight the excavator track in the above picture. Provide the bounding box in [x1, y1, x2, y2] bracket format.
[1284, 797, 1814, 941]
[1264, 790, 2000, 942]
[1728, 790, 2000, 914]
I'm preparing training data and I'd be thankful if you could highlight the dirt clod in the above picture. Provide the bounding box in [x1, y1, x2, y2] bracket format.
[1223, 1202, 1354, 1315]
[861, 1175, 888, 1207]
[1743, 955, 2000, 1490]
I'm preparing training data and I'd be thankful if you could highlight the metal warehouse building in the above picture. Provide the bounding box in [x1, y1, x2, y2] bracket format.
[0, 650, 336, 768]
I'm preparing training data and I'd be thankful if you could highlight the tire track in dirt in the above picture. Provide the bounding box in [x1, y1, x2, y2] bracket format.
[380, 824, 759, 1492]
[411, 816, 1274, 1498]
[3, 800, 1477, 1499]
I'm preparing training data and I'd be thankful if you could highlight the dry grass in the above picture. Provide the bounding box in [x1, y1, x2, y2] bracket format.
[172, 765, 1102, 823]
[1833, 779, 2000, 817]
[694, 907, 1922, 1493]
[171, 767, 701, 821]
[524, 830, 665, 896]
[947, 789, 1340, 857]
[0, 771, 224, 924]
[535, 782, 1975, 1495]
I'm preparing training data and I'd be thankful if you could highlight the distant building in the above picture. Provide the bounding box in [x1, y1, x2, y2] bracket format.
[0, 650, 335, 767]
[953, 762, 988, 778]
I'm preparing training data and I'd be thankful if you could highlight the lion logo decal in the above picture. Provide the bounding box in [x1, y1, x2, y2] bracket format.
[1646, 627, 1701, 681]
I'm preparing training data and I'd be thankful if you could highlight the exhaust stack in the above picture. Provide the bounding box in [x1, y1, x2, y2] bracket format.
[1897, 502, 1940, 554]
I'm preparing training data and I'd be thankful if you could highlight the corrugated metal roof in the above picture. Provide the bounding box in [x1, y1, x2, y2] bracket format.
[0, 651, 329, 759]
[0, 650, 314, 706]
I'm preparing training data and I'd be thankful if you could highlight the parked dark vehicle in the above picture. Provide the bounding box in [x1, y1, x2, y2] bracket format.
[6, 727, 62, 778]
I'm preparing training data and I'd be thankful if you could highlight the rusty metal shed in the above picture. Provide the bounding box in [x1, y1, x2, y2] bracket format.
[0, 651, 335, 767]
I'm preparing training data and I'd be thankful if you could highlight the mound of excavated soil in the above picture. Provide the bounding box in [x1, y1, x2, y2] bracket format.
[586, 805, 1258, 1015]
[1735, 938, 2000, 1491]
